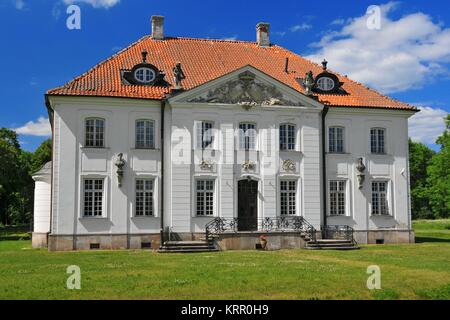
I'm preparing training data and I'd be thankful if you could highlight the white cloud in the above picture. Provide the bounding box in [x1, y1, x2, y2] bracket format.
[307, 2, 450, 93]
[63, 0, 120, 9]
[14, 0, 25, 10]
[408, 106, 448, 144]
[290, 23, 312, 32]
[14, 117, 51, 137]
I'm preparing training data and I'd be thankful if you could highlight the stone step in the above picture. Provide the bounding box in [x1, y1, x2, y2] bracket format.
[158, 248, 220, 253]
[164, 241, 210, 247]
[305, 245, 360, 250]
[162, 245, 214, 250]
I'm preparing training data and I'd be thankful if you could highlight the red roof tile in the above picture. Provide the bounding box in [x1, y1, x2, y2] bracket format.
[47, 36, 416, 111]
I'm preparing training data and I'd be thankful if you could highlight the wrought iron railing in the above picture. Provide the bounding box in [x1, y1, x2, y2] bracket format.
[321, 225, 358, 245]
[205, 216, 317, 242]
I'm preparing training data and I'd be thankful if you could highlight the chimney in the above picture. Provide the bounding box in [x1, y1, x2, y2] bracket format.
[151, 15, 164, 40]
[256, 22, 270, 47]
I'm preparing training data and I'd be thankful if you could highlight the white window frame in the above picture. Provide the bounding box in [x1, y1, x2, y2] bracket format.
[279, 123, 296, 151]
[134, 178, 155, 217]
[196, 120, 215, 150]
[317, 77, 335, 91]
[238, 122, 257, 150]
[371, 180, 390, 216]
[328, 126, 345, 153]
[135, 119, 155, 149]
[370, 127, 386, 154]
[84, 117, 105, 148]
[134, 67, 156, 84]
[195, 179, 216, 217]
[280, 179, 297, 216]
[82, 177, 106, 218]
[328, 180, 347, 216]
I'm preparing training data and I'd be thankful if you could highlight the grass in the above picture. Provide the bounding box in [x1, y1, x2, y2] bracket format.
[0, 220, 449, 300]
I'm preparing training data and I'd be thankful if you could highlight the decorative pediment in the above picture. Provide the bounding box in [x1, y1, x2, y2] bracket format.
[187, 71, 304, 107]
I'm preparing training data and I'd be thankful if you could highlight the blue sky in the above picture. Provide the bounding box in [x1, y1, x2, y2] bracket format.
[1, 0, 449, 151]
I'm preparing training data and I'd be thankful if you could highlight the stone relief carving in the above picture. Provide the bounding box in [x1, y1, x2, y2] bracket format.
[115, 153, 126, 187]
[187, 71, 303, 108]
[199, 159, 214, 170]
[356, 157, 366, 189]
[282, 159, 296, 171]
[242, 160, 256, 171]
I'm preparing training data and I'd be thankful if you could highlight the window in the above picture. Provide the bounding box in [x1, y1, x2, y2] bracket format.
[85, 118, 105, 148]
[280, 180, 296, 215]
[83, 179, 104, 217]
[136, 120, 155, 149]
[280, 124, 296, 151]
[196, 121, 214, 149]
[370, 128, 386, 154]
[134, 67, 156, 83]
[372, 181, 389, 215]
[135, 179, 154, 216]
[329, 180, 346, 216]
[196, 180, 214, 216]
[239, 123, 256, 150]
[317, 77, 335, 91]
[329, 126, 344, 153]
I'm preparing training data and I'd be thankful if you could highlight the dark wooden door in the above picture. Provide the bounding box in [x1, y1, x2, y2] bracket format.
[238, 180, 258, 231]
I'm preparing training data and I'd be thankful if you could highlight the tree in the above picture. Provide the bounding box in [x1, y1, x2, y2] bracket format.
[0, 129, 27, 225]
[426, 115, 450, 218]
[30, 139, 52, 174]
[408, 139, 435, 219]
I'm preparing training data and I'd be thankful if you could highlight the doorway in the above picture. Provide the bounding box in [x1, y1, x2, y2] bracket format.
[237, 180, 258, 231]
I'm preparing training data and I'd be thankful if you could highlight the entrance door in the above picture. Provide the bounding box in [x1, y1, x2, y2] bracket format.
[238, 180, 258, 231]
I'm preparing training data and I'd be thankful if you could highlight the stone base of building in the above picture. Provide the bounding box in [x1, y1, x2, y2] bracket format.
[46, 229, 415, 251]
[32, 232, 49, 248]
[48, 234, 161, 251]
[216, 232, 308, 250]
[353, 229, 415, 244]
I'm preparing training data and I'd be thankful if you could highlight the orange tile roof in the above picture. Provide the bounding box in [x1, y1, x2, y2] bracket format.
[47, 36, 416, 111]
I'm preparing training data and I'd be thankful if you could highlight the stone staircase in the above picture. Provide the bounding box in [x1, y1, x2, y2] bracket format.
[305, 239, 360, 250]
[158, 240, 219, 253]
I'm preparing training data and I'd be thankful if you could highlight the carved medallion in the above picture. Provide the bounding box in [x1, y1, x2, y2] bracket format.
[199, 159, 214, 170]
[242, 160, 256, 171]
[282, 159, 296, 171]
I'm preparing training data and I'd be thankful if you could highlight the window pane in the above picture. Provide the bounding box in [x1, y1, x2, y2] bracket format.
[280, 180, 296, 215]
[84, 179, 103, 217]
[196, 180, 214, 216]
[329, 180, 345, 215]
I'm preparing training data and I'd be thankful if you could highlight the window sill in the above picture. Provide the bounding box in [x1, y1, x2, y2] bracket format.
[326, 152, 350, 155]
[81, 147, 109, 151]
[131, 148, 160, 151]
[131, 216, 158, 219]
[79, 217, 109, 220]
[194, 215, 216, 218]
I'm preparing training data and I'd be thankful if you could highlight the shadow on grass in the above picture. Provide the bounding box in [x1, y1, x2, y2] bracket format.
[415, 237, 450, 243]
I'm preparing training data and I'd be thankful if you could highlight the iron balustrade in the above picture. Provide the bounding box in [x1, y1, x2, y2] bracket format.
[321, 225, 358, 245]
[205, 216, 317, 242]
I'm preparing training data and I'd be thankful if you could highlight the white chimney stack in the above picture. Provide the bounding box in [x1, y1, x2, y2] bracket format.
[151, 15, 164, 40]
[256, 22, 270, 47]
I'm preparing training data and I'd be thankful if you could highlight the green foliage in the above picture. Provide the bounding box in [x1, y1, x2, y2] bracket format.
[409, 139, 435, 219]
[30, 139, 51, 174]
[0, 129, 51, 226]
[426, 114, 450, 219]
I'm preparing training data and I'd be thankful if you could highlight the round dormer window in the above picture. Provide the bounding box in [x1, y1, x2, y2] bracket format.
[134, 67, 156, 84]
[317, 77, 335, 91]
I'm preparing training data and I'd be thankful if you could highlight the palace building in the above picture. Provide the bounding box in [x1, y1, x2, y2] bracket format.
[32, 16, 417, 251]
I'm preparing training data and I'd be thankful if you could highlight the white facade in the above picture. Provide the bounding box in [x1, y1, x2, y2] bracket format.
[39, 66, 415, 250]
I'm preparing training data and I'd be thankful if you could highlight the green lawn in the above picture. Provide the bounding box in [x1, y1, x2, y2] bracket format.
[0, 220, 449, 300]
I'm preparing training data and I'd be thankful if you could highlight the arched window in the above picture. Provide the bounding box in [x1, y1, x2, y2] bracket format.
[135, 120, 155, 149]
[85, 118, 105, 148]
[280, 124, 296, 151]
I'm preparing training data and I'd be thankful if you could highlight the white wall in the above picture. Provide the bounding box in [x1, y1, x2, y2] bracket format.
[50, 96, 162, 236]
[325, 108, 414, 234]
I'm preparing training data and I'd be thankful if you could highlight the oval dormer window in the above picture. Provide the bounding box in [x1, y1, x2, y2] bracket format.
[134, 67, 156, 84]
[317, 77, 335, 91]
